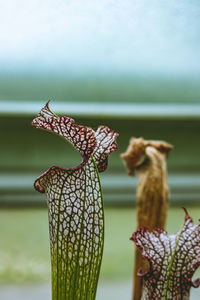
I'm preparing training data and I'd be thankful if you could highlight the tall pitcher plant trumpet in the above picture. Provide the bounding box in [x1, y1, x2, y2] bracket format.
[32, 102, 118, 300]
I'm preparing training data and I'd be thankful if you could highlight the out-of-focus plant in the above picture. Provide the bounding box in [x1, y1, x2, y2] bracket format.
[131, 208, 200, 300]
[32, 102, 118, 300]
[121, 137, 173, 300]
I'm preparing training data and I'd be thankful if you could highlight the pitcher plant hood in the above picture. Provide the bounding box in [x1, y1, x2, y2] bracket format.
[32, 101, 118, 193]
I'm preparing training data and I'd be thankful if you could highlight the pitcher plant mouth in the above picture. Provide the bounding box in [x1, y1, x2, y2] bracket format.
[32, 101, 118, 300]
[131, 208, 200, 300]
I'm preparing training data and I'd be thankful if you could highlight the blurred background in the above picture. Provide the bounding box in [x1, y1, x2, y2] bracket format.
[0, 0, 200, 299]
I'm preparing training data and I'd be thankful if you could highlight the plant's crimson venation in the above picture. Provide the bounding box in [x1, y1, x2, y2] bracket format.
[131, 209, 200, 300]
[32, 102, 118, 300]
[45, 160, 104, 299]
[32, 101, 97, 160]
[94, 125, 118, 172]
[32, 102, 118, 193]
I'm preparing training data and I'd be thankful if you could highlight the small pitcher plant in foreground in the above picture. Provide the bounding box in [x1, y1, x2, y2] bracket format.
[32, 102, 118, 300]
[131, 208, 200, 300]
[121, 137, 173, 300]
